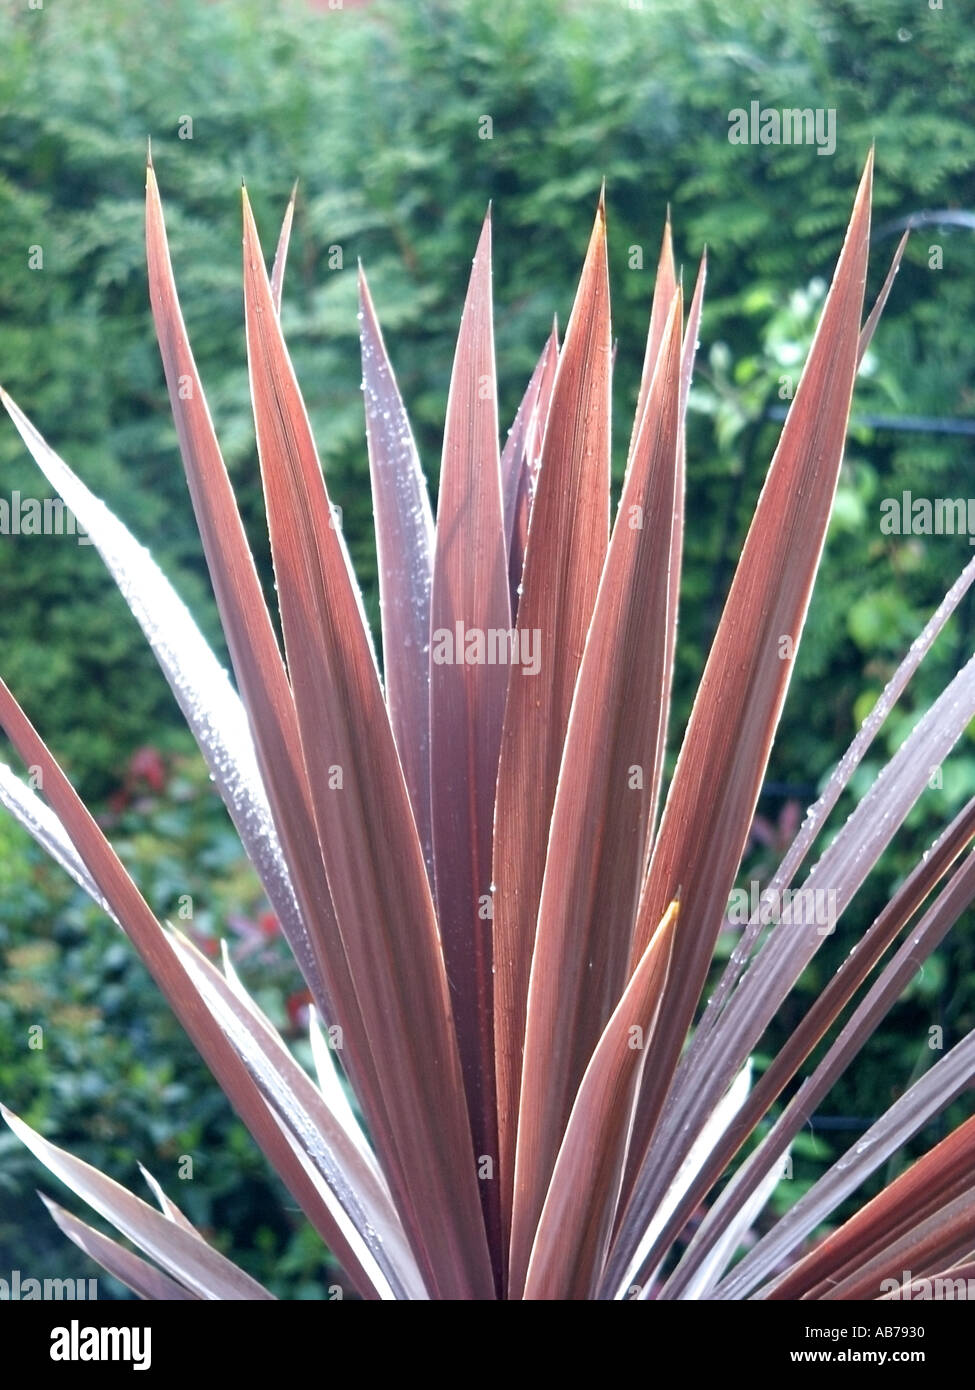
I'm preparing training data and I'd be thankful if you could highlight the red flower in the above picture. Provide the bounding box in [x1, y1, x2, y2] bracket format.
[130, 746, 166, 792]
[286, 989, 312, 1032]
[258, 910, 280, 939]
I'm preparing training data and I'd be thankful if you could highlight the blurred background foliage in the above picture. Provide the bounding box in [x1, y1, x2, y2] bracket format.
[0, 0, 973, 1295]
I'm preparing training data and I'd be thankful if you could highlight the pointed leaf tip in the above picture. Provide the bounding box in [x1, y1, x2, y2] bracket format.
[477, 206, 493, 255]
[858, 145, 875, 197]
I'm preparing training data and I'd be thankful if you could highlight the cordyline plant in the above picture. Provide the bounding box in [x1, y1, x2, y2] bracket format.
[1, 149, 975, 1302]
